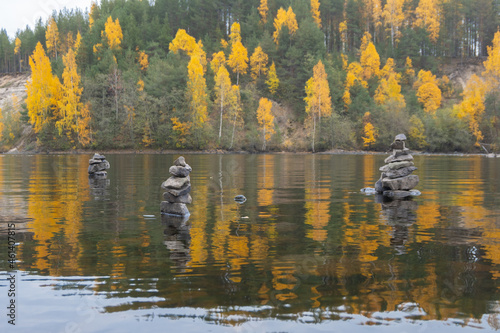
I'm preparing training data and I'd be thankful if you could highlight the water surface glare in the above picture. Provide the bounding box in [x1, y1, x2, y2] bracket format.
[1, 153, 500, 332]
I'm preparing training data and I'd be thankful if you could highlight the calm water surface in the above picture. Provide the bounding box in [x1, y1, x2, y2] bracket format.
[0, 153, 499, 332]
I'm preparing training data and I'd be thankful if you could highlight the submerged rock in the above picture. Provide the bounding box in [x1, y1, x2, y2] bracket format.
[234, 194, 247, 203]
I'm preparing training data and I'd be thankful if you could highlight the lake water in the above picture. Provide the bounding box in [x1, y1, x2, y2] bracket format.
[0, 153, 499, 332]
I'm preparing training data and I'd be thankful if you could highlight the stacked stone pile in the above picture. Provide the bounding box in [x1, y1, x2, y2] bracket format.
[375, 134, 419, 198]
[88, 153, 110, 176]
[161, 156, 192, 216]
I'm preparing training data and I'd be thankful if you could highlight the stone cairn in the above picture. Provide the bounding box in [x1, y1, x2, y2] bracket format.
[88, 153, 110, 177]
[161, 156, 192, 216]
[375, 134, 420, 198]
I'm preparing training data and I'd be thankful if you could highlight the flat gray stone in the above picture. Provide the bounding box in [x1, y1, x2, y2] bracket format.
[174, 156, 187, 167]
[92, 153, 106, 160]
[395, 133, 407, 141]
[169, 165, 191, 177]
[384, 166, 417, 179]
[88, 160, 110, 174]
[163, 192, 192, 204]
[379, 160, 414, 172]
[161, 175, 190, 190]
[384, 154, 414, 164]
[382, 174, 419, 191]
[161, 202, 190, 216]
[395, 148, 411, 157]
[165, 184, 191, 197]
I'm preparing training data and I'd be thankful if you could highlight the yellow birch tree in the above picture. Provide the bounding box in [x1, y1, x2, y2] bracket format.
[266, 61, 279, 95]
[343, 62, 367, 109]
[304, 60, 332, 152]
[360, 41, 380, 80]
[187, 47, 208, 134]
[214, 64, 232, 140]
[14, 38, 21, 72]
[56, 48, 83, 143]
[414, 70, 442, 113]
[137, 50, 148, 71]
[257, 97, 275, 150]
[169, 29, 197, 56]
[228, 40, 248, 85]
[311, 0, 322, 28]
[250, 46, 268, 81]
[483, 30, 500, 89]
[46, 17, 60, 59]
[455, 74, 486, 145]
[26, 42, 61, 134]
[102, 16, 123, 50]
[258, 0, 269, 24]
[273, 7, 298, 44]
[374, 58, 405, 108]
[362, 112, 377, 148]
[383, 0, 405, 49]
[414, 0, 440, 43]
[211, 51, 226, 74]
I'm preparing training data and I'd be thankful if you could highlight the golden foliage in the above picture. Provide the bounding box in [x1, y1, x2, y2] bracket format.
[228, 40, 248, 84]
[483, 30, 500, 88]
[250, 46, 268, 80]
[89, 2, 98, 28]
[137, 50, 148, 71]
[374, 58, 405, 108]
[305, 60, 332, 119]
[220, 39, 229, 49]
[339, 21, 348, 51]
[256, 97, 275, 149]
[26, 42, 61, 134]
[414, 70, 442, 113]
[171, 117, 191, 147]
[382, 0, 405, 47]
[273, 7, 298, 44]
[103, 16, 123, 50]
[360, 42, 380, 80]
[14, 38, 21, 55]
[214, 64, 232, 138]
[266, 61, 279, 95]
[211, 51, 226, 74]
[402, 56, 415, 85]
[45, 17, 60, 59]
[258, 0, 269, 23]
[455, 74, 486, 145]
[343, 62, 367, 109]
[229, 22, 241, 45]
[187, 53, 208, 129]
[311, 0, 322, 28]
[77, 103, 92, 147]
[57, 48, 84, 140]
[409, 114, 427, 148]
[362, 112, 377, 147]
[414, 0, 440, 43]
[169, 29, 197, 56]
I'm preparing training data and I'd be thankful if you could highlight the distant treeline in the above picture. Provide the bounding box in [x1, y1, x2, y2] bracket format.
[0, 0, 499, 152]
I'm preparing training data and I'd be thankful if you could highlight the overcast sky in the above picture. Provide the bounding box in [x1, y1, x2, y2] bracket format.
[1, 0, 95, 38]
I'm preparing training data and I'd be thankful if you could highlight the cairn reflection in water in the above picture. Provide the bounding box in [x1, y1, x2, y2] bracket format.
[377, 195, 418, 255]
[162, 214, 191, 270]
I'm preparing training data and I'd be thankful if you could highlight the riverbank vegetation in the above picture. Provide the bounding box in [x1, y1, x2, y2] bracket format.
[1, 0, 500, 153]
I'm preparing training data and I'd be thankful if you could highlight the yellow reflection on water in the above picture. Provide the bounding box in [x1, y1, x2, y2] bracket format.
[26, 155, 89, 275]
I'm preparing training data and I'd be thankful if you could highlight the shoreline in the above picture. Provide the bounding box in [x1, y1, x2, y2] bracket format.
[0, 148, 494, 157]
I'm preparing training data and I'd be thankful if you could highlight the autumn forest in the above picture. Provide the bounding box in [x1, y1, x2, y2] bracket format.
[1, 0, 500, 152]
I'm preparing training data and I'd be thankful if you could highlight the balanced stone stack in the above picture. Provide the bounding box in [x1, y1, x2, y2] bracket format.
[375, 134, 419, 198]
[161, 156, 192, 216]
[88, 153, 110, 176]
